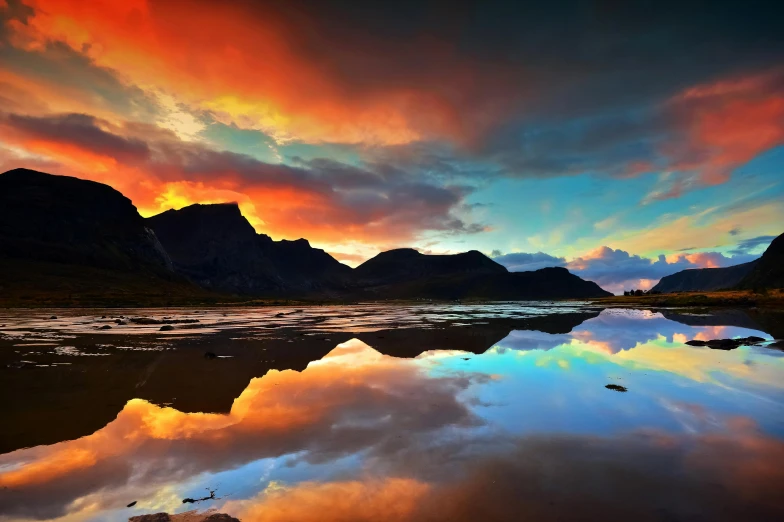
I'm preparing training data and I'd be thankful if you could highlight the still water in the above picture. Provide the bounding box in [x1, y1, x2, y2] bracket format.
[1, 304, 783, 521]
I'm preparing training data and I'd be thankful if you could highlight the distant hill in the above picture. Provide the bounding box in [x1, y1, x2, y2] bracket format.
[147, 203, 353, 295]
[0, 168, 612, 303]
[651, 260, 757, 293]
[355, 250, 610, 299]
[355, 248, 507, 286]
[0, 169, 208, 305]
[364, 266, 612, 300]
[737, 232, 784, 290]
[650, 232, 784, 294]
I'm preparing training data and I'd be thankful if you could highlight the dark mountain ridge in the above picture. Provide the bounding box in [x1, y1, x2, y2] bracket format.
[651, 260, 758, 293]
[1, 168, 612, 302]
[737, 232, 784, 290]
[651, 232, 784, 293]
[147, 203, 353, 295]
[0, 168, 172, 272]
[0, 169, 208, 305]
[354, 248, 507, 286]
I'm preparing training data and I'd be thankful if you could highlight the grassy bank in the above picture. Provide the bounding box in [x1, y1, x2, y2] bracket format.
[591, 289, 784, 308]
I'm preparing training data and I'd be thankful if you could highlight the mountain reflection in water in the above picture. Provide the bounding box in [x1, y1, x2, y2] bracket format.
[1, 306, 783, 521]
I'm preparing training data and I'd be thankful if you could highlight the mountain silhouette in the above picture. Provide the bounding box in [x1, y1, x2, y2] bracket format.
[354, 248, 610, 299]
[0, 168, 172, 271]
[651, 232, 783, 294]
[0, 169, 207, 305]
[0, 169, 611, 302]
[651, 260, 757, 293]
[737, 231, 784, 290]
[147, 203, 353, 295]
[355, 248, 507, 286]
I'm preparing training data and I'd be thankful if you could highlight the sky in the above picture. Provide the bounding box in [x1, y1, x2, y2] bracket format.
[0, 0, 782, 293]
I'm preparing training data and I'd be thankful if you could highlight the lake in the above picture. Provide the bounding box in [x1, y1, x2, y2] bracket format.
[1, 304, 783, 521]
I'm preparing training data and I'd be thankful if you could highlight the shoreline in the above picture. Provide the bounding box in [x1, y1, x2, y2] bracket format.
[588, 289, 784, 309]
[2, 289, 783, 309]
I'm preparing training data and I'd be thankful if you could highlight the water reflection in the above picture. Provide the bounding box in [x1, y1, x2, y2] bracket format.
[0, 307, 783, 521]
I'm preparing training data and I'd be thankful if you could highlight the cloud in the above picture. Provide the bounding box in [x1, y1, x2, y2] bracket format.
[0, 111, 486, 245]
[2, 112, 151, 163]
[7, 2, 784, 165]
[226, 429, 784, 522]
[728, 235, 776, 255]
[640, 70, 784, 201]
[492, 252, 566, 272]
[596, 200, 784, 258]
[0, 0, 782, 261]
[0, 339, 488, 519]
[491, 245, 762, 294]
[2, 317, 783, 521]
[0, 2, 159, 122]
[566, 246, 759, 294]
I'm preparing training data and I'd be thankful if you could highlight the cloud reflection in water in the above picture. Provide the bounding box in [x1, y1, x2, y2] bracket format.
[0, 310, 783, 521]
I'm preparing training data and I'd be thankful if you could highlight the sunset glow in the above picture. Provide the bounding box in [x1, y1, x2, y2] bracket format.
[0, 0, 782, 291]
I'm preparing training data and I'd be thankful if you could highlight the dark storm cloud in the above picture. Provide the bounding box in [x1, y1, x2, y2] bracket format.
[231, 428, 784, 522]
[3, 113, 151, 163]
[262, 0, 784, 119]
[281, 0, 784, 185]
[728, 235, 776, 255]
[152, 141, 484, 235]
[0, 111, 485, 241]
[5, 0, 783, 192]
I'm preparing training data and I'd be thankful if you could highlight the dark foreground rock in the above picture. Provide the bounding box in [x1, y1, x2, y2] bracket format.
[685, 336, 766, 350]
[605, 384, 628, 392]
[131, 318, 200, 325]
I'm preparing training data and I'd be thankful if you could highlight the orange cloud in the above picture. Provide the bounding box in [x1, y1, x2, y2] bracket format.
[227, 479, 429, 522]
[0, 340, 483, 519]
[667, 70, 784, 185]
[0, 110, 481, 247]
[211, 431, 784, 522]
[13, 0, 504, 146]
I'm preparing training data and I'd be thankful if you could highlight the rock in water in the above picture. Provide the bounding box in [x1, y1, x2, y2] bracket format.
[685, 336, 766, 350]
[129, 514, 239, 522]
